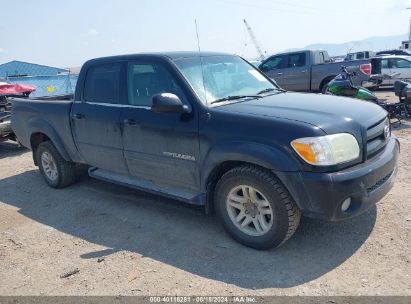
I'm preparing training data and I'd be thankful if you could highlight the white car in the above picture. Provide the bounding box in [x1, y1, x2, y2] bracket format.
[380, 55, 411, 86]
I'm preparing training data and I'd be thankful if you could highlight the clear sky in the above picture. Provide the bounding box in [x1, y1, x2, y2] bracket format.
[0, 0, 409, 67]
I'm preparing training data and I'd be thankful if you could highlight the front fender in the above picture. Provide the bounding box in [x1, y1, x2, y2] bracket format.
[28, 117, 71, 161]
[200, 141, 300, 191]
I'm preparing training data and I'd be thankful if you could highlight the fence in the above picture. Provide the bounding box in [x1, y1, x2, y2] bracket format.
[8, 74, 79, 97]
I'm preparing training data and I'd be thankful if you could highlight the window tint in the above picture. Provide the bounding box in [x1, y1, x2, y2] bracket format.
[287, 53, 306, 67]
[346, 54, 354, 61]
[357, 53, 365, 59]
[394, 59, 411, 69]
[127, 63, 185, 106]
[261, 55, 286, 71]
[83, 63, 121, 103]
[381, 59, 389, 69]
[322, 52, 330, 62]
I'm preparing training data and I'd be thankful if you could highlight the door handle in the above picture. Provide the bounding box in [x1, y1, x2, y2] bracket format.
[301, 70, 307, 73]
[123, 118, 137, 125]
[277, 72, 283, 76]
[72, 113, 84, 120]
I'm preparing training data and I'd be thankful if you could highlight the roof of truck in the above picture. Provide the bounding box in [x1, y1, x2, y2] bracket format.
[87, 51, 233, 64]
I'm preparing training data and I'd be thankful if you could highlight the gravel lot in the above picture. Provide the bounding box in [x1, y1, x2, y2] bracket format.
[0, 91, 410, 296]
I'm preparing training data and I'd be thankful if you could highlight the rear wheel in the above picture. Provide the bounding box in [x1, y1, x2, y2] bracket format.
[321, 82, 331, 94]
[214, 165, 301, 249]
[36, 141, 76, 188]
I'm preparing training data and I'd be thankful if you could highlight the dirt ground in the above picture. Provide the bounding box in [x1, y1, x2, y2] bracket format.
[0, 91, 410, 296]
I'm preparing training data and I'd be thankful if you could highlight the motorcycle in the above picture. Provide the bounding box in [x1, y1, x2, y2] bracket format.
[326, 67, 408, 123]
[394, 80, 411, 107]
[0, 111, 13, 142]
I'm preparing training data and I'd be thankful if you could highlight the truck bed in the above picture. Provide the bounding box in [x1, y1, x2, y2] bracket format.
[311, 59, 372, 89]
[11, 97, 79, 160]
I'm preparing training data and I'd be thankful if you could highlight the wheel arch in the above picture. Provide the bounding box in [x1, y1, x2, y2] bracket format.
[28, 118, 71, 165]
[201, 141, 300, 213]
[320, 75, 336, 93]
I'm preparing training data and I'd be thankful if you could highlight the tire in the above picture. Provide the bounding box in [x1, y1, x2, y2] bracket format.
[321, 81, 331, 94]
[0, 120, 12, 136]
[36, 141, 76, 188]
[214, 165, 301, 250]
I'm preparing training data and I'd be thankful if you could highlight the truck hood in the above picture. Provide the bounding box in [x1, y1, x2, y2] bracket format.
[214, 92, 387, 133]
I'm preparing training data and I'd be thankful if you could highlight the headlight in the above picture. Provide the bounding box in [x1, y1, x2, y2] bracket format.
[383, 117, 391, 139]
[291, 133, 360, 166]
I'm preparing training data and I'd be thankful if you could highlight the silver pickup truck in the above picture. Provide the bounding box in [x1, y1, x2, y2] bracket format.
[258, 50, 379, 93]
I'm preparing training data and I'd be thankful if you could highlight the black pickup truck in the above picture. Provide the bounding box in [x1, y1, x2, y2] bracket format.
[12, 52, 399, 249]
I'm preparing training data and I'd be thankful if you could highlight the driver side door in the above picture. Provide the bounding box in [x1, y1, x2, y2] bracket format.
[259, 55, 287, 88]
[390, 58, 411, 84]
[120, 61, 200, 191]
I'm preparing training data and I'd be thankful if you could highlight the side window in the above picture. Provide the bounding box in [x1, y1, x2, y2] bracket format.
[127, 63, 185, 106]
[287, 53, 306, 68]
[381, 59, 389, 69]
[321, 52, 330, 63]
[394, 59, 411, 69]
[260, 55, 287, 71]
[83, 63, 121, 103]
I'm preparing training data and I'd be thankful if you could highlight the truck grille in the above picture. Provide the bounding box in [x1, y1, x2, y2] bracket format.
[366, 117, 389, 159]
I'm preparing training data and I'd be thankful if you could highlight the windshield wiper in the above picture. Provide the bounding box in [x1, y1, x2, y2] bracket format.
[257, 88, 286, 95]
[210, 95, 262, 104]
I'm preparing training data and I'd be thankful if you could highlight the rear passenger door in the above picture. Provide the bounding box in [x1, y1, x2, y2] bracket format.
[380, 58, 392, 85]
[279, 52, 310, 91]
[71, 62, 129, 174]
[120, 60, 200, 191]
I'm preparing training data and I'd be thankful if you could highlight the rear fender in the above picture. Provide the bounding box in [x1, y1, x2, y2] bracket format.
[28, 118, 71, 162]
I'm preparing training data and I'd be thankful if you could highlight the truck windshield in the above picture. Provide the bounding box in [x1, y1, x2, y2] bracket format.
[173, 55, 280, 105]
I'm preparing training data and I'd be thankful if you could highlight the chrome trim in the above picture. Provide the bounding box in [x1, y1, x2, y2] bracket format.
[74, 100, 151, 110]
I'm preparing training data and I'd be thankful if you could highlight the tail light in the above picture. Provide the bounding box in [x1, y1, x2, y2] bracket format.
[360, 63, 372, 75]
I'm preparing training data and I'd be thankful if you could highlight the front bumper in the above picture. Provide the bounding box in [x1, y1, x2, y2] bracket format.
[276, 137, 400, 221]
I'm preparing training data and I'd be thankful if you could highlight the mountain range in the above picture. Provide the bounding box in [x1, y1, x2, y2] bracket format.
[285, 33, 408, 56]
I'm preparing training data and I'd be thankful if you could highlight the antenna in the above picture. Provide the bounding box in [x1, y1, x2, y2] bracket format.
[194, 19, 208, 105]
[195, 19, 202, 54]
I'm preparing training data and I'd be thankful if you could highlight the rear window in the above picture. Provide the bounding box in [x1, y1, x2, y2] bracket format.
[287, 53, 306, 67]
[83, 63, 121, 103]
[381, 59, 390, 69]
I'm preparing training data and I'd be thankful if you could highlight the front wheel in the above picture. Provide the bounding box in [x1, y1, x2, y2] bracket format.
[36, 141, 76, 188]
[214, 165, 301, 249]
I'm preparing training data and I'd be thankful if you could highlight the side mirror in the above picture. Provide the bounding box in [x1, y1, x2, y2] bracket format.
[151, 93, 190, 114]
